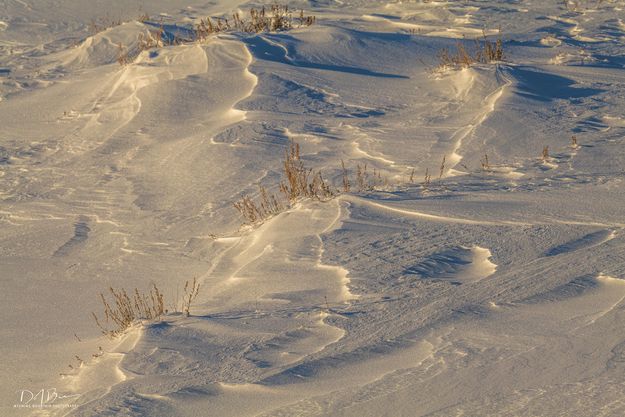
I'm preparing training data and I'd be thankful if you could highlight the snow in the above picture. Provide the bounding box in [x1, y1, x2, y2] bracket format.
[2, 0, 625, 416]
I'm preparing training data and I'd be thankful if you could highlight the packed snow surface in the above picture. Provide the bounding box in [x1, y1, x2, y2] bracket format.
[2, 0, 625, 416]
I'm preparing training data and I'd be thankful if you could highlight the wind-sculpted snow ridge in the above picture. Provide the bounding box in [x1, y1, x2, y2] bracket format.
[2, 0, 625, 416]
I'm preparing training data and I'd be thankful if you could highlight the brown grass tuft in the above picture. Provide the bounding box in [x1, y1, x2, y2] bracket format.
[279, 141, 334, 202]
[116, 42, 132, 66]
[89, 16, 123, 35]
[196, 5, 315, 39]
[92, 284, 164, 337]
[118, 5, 315, 66]
[234, 185, 284, 224]
[234, 141, 334, 225]
[138, 28, 164, 50]
[438, 33, 505, 70]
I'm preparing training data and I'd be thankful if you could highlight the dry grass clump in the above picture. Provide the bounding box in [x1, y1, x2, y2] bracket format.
[438, 34, 505, 70]
[341, 159, 390, 192]
[138, 28, 165, 50]
[234, 141, 333, 224]
[234, 185, 285, 223]
[88, 11, 152, 35]
[116, 42, 132, 66]
[280, 141, 334, 202]
[117, 27, 179, 66]
[92, 285, 164, 337]
[116, 30, 159, 66]
[118, 5, 315, 66]
[419, 156, 444, 191]
[233, 142, 404, 226]
[89, 16, 123, 35]
[354, 163, 387, 192]
[196, 5, 315, 39]
[92, 279, 203, 336]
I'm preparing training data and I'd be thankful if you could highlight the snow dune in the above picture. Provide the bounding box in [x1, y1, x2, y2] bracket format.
[2, 0, 625, 416]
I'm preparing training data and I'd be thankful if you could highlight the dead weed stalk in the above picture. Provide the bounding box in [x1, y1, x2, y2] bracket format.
[182, 278, 201, 317]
